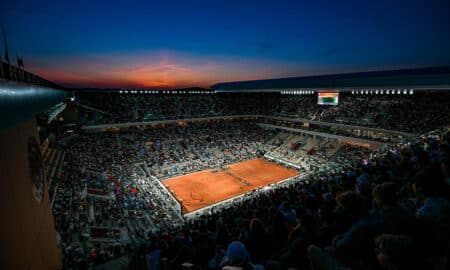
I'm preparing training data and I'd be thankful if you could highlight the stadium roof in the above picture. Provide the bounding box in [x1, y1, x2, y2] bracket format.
[212, 66, 450, 92]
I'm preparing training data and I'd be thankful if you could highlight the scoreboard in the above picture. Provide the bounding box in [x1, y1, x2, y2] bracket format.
[318, 92, 339, 105]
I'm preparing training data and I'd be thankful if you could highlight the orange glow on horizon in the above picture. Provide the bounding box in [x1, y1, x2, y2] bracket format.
[25, 51, 321, 89]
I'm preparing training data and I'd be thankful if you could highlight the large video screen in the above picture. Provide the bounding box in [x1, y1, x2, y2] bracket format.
[318, 92, 339, 105]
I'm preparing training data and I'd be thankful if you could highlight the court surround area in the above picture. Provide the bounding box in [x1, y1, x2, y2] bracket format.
[162, 158, 299, 213]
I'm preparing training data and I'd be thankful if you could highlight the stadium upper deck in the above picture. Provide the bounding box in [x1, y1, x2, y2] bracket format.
[212, 66, 450, 92]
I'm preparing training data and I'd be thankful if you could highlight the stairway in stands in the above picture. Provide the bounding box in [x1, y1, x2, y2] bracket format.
[41, 144, 66, 207]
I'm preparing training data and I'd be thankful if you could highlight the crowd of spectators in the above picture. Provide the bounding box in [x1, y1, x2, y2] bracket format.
[77, 92, 450, 134]
[259, 117, 408, 144]
[52, 91, 450, 269]
[54, 120, 278, 267]
[271, 96, 319, 119]
[54, 132, 183, 267]
[126, 127, 449, 270]
[317, 94, 450, 133]
[136, 121, 276, 178]
[77, 93, 266, 125]
[270, 93, 450, 134]
[55, 121, 450, 269]
[266, 134, 343, 171]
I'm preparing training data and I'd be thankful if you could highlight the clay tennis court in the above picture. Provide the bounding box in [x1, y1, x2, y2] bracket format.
[162, 158, 299, 213]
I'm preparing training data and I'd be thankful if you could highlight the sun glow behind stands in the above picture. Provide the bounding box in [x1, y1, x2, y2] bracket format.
[318, 92, 339, 105]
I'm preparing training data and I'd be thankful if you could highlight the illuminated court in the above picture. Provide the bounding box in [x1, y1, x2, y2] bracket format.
[162, 158, 299, 213]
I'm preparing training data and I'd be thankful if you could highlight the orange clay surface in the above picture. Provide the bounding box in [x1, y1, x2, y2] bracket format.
[162, 158, 299, 213]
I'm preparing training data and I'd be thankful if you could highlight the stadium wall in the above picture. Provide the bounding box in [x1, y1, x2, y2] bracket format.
[0, 118, 61, 269]
[150, 176, 183, 217]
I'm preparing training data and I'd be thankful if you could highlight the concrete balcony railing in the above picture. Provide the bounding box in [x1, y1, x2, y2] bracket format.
[0, 61, 61, 89]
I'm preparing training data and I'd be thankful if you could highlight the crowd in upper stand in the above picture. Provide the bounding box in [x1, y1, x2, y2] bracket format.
[77, 92, 450, 133]
[77, 93, 265, 125]
[317, 94, 450, 133]
[79, 95, 227, 124]
[272, 95, 320, 119]
[272, 93, 450, 133]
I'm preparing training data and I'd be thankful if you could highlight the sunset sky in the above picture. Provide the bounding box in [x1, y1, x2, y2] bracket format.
[2, 0, 450, 89]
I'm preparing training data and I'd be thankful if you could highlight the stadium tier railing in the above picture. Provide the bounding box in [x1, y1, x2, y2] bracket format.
[256, 123, 389, 149]
[80, 114, 414, 137]
[81, 115, 258, 131]
[266, 115, 413, 137]
[264, 154, 304, 170]
[0, 61, 61, 89]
